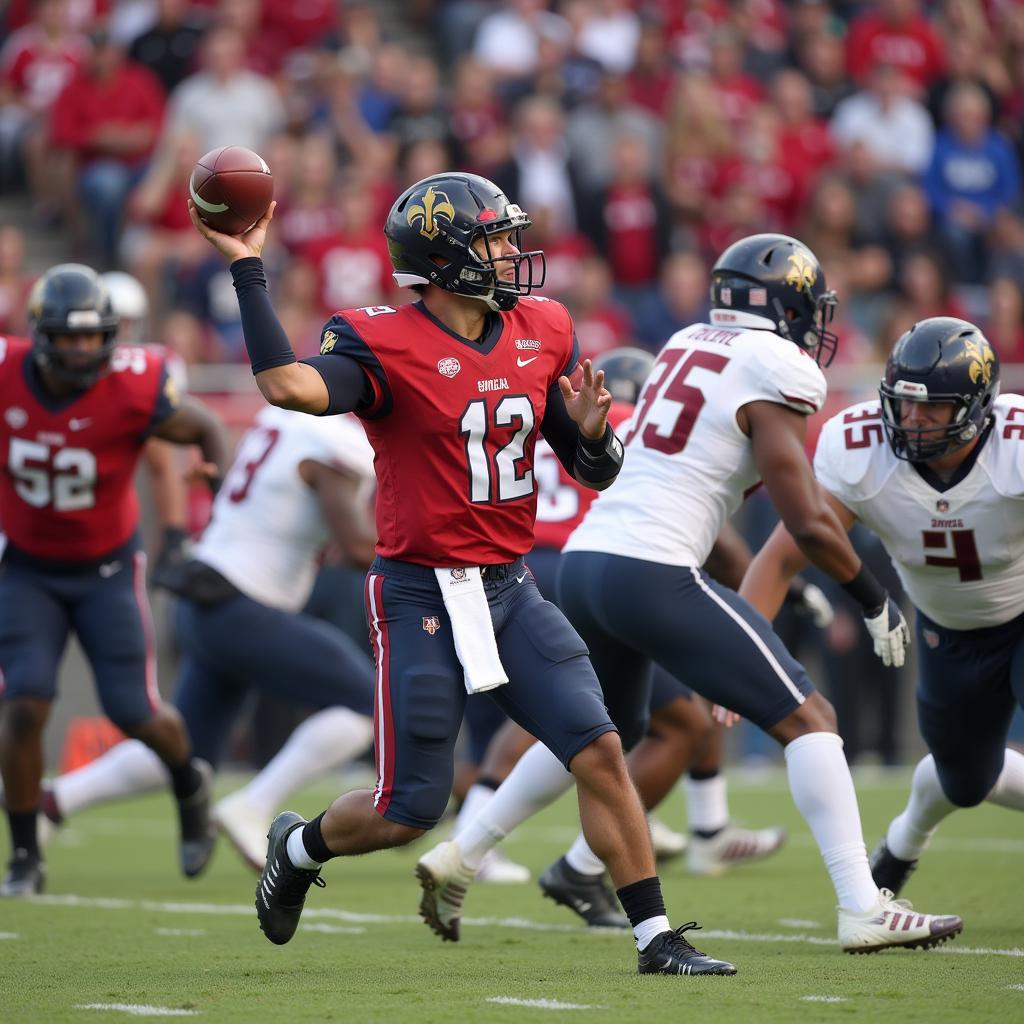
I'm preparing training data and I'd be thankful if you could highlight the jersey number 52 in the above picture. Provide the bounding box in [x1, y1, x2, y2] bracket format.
[8, 438, 96, 511]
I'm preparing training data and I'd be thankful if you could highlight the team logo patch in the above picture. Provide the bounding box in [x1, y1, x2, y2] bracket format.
[749, 287, 768, 306]
[450, 568, 467, 582]
[965, 336, 995, 386]
[5, 406, 27, 429]
[438, 357, 461, 378]
[720, 286, 732, 306]
[936, 499, 950, 513]
[785, 249, 817, 293]
[320, 330, 338, 355]
[923, 629, 940, 649]
[422, 616, 441, 635]
[407, 185, 456, 241]
[515, 338, 542, 351]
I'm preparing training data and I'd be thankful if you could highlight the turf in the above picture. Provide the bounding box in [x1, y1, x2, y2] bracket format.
[2, 769, 1021, 1023]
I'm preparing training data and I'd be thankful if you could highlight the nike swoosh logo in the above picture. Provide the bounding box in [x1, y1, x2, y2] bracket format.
[69, 418, 91, 431]
[516, 573, 527, 583]
[516, 356, 538, 367]
[98, 561, 122, 578]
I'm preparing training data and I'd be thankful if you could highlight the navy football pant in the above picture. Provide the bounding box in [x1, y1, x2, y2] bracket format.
[916, 609, 1024, 807]
[0, 539, 160, 729]
[558, 552, 815, 749]
[173, 592, 375, 768]
[364, 556, 615, 830]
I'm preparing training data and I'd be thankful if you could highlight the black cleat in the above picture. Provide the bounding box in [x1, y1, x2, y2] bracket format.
[256, 812, 325, 945]
[870, 838, 918, 897]
[638, 922, 737, 976]
[1, 849, 46, 897]
[177, 758, 216, 878]
[538, 856, 629, 929]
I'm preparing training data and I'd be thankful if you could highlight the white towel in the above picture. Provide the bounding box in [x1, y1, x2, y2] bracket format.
[434, 566, 509, 694]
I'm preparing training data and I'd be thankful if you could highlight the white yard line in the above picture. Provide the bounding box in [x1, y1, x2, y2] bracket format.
[155, 928, 206, 937]
[486, 998, 605, 1010]
[0, 931, 18, 939]
[76, 1005, 199, 1017]
[799, 996, 848, 1003]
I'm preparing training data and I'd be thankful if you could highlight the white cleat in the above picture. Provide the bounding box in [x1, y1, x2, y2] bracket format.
[648, 814, 688, 861]
[415, 840, 476, 942]
[475, 848, 530, 884]
[212, 792, 271, 873]
[838, 888, 963, 954]
[687, 823, 787, 877]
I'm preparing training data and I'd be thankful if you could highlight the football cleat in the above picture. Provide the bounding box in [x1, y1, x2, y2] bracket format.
[687, 823, 787, 877]
[416, 840, 476, 942]
[256, 811, 326, 945]
[213, 791, 271, 874]
[838, 888, 962, 954]
[869, 837, 918, 897]
[0, 849, 46, 897]
[177, 758, 216, 878]
[648, 814, 687, 862]
[475, 848, 530, 885]
[637, 922, 737, 976]
[538, 856, 629, 929]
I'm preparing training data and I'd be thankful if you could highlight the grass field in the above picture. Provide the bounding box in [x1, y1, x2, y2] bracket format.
[2, 768, 1021, 1023]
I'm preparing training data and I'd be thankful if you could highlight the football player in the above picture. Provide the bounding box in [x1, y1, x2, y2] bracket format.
[36, 404, 379, 875]
[191, 172, 738, 976]
[0, 264, 228, 895]
[417, 234, 963, 955]
[741, 316, 1024, 896]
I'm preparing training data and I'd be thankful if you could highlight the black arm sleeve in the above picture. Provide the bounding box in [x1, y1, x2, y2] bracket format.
[229, 257, 298, 374]
[539, 382, 581, 475]
[540, 387, 624, 487]
[299, 354, 374, 415]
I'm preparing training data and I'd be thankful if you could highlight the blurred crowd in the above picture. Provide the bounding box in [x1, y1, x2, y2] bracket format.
[0, 0, 1023, 376]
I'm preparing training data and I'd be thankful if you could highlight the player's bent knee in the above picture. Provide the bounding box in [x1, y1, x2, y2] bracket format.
[378, 819, 427, 848]
[936, 763, 999, 809]
[0, 696, 51, 738]
[769, 692, 837, 743]
[569, 730, 627, 779]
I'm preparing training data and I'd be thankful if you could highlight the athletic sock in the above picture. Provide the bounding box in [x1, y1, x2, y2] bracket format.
[455, 742, 573, 871]
[52, 739, 167, 816]
[617, 876, 670, 950]
[564, 831, 606, 876]
[239, 708, 373, 815]
[987, 748, 1024, 811]
[285, 812, 333, 869]
[685, 771, 729, 837]
[452, 780, 498, 838]
[168, 759, 203, 801]
[886, 754, 956, 861]
[7, 810, 39, 859]
[784, 731, 877, 913]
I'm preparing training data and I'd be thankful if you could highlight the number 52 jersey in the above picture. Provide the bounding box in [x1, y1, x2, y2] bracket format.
[565, 315, 826, 567]
[814, 395, 1024, 631]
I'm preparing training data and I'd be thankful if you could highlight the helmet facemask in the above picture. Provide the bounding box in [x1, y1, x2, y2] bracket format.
[771, 288, 839, 368]
[457, 215, 546, 312]
[879, 380, 994, 462]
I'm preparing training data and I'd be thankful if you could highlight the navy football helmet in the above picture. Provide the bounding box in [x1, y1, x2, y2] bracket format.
[710, 233, 838, 366]
[27, 264, 118, 387]
[592, 347, 655, 405]
[384, 172, 546, 312]
[880, 316, 999, 462]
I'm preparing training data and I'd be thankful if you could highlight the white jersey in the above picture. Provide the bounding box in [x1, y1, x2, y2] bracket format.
[194, 406, 375, 612]
[814, 394, 1024, 631]
[565, 312, 827, 566]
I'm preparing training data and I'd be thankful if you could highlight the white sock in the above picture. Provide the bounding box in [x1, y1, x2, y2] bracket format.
[784, 732, 877, 913]
[635, 915, 672, 951]
[52, 739, 168, 817]
[886, 754, 956, 861]
[564, 830, 605, 876]
[987, 748, 1024, 811]
[237, 708, 373, 816]
[285, 823, 322, 869]
[455, 742, 573, 870]
[453, 782, 497, 837]
[685, 773, 729, 834]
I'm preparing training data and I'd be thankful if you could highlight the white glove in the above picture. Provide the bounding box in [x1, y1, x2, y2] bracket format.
[794, 582, 835, 628]
[863, 598, 910, 668]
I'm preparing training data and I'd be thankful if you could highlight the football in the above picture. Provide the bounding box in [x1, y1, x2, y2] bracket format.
[189, 145, 274, 235]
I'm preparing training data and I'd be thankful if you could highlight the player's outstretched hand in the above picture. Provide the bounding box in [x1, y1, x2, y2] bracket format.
[189, 199, 276, 264]
[558, 359, 612, 441]
[863, 597, 910, 668]
[712, 705, 741, 728]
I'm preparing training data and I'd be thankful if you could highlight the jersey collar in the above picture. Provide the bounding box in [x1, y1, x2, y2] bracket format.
[23, 355, 90, 413]
[910, 417, 994, 493]
[412, 301, 505, 356]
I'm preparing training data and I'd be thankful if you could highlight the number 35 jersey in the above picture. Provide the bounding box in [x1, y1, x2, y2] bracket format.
[565, 315, 826, 567]
[0, 336, 177, 560]
[814, 395, 1024, 631]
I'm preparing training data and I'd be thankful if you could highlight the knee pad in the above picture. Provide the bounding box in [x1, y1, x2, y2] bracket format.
[935, 760, 999, 809]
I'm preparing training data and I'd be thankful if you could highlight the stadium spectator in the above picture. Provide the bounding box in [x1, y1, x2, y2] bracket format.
[0, 224, 32, 335]
[793, 28, 852, 118]
[50, 32, 166, 268]
[530, 202, 594, 302]
[572, 0, 641, 75]
[706, 25, 763, 130]
[274, 258, 327, 359]
[631, 251, 710, 352]
[273, 133, 344, 258]
[448, 56, 506, 167]
[624, 12, 675, 117]
[472, 0, 570, 83]
[985, 275, 1024, 362]
[898, 249, 969, 322]
[845, 0, 946, 92]
[924, 81, 1021, 283]
[565, 254, 633, 359]
[878, 181, 945, 290]
[127, 0, 207, 94]
[386, 55, 451, 153]
[773, 67, 836, 181]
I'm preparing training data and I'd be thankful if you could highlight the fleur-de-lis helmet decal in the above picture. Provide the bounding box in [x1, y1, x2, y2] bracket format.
[964, 336, 995, 386]
[406, 185, 457, 241]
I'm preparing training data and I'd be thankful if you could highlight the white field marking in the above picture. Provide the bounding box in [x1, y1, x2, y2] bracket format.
[1007, 984, 1024, 991]
[486, 998, 606, 1011]
[155, 928, 205, 937]
[0, 931, 18, 939]
[784, 834, 1024, 855]
[31, 895, 1024, 957]
[76, 1005, 199, 1017]
[778, 918, 823, 929]
[301, 924, 366, 935]
[800, 996, 848, 1004]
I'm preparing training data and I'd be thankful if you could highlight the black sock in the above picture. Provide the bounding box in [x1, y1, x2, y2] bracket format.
[300, 812, 335, 865]
[688, 768, 719, 781]
[168, 759, 202, 800]
[694, 827, 724, 839]
[475, 776, 502, 793]
[7, 810, 40, 859]
[616, 876, 667, 930]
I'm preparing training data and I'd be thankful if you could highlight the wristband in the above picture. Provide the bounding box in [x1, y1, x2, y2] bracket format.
[230, 257, 298, 374]
[573, 424, 624, 484]
[839, 564, 886, 616]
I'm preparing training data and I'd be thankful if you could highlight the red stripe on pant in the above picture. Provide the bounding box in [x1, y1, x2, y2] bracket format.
[366, 573, 395, 815]
[131, 550, 160, 712]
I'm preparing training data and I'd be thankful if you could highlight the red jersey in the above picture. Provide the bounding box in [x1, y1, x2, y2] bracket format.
[846, 13, 946, 89]
[0, 337, 177, 560]
[534, 402, 633, 551]
[322, 297, 579, 566]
